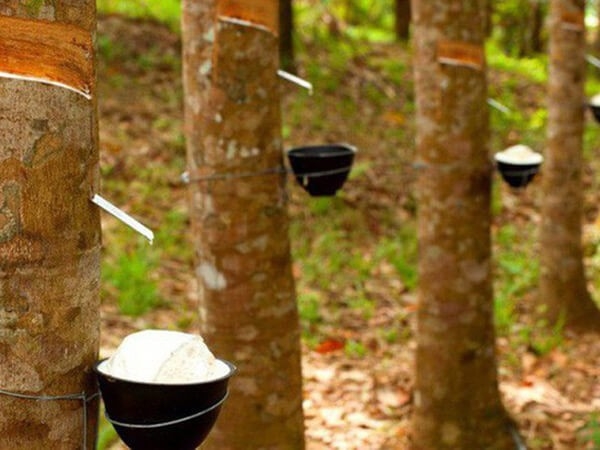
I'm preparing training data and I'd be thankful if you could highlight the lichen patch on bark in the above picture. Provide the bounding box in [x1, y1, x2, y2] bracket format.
[197, 262, 227, 290]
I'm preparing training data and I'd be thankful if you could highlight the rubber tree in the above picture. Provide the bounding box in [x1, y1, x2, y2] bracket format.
[539, 0, 600, 331]
[495, 0, 547, 56]
[395, 0, 411, 41]
[181, 1, 305, 448]
[411, 0, 517, 448]
[0, 1, 100, 449]
[280, 0, 296, 72]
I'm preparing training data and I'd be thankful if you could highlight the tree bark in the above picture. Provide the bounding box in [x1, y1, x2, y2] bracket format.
[411, 1, 516, 449]
[182, 1, 306, 448]
[539, 0, 600, 332]
[0, 2, 100, 449]
[395, 0, 411, 41]
[280, 0, 296, 73]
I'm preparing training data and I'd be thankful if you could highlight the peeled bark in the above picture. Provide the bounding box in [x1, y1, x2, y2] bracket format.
[539, 0, 600, 331]
[0, 2, 100, 449]
[411, 1, 516, 448]
[182, 1, 305, 448]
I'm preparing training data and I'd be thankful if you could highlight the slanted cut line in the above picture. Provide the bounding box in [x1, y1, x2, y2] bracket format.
[218, 16, 275, 35]
[437, 39, 485, 71]
[0, 15, 93, 100]
[218, 0, 278, 35]
[0, 71, 91, 99]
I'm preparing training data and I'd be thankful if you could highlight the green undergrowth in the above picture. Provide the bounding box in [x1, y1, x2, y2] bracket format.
[493, 224, 539, 334]
[96, 413, 119, 450]
[493, 223, 567, 356]
[487, 41, 547, 154]
[295, 0, 396, 44]
[291, 193, 417, 345]
[578, 413, 600, 449]
[97, 0, 181, 31]
[101, 208, 190, 317]
[101, 236, 162, 316]
[487, 41, 548, 84]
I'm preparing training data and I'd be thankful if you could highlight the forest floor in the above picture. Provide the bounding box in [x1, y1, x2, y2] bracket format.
[95, 15, 600, 450]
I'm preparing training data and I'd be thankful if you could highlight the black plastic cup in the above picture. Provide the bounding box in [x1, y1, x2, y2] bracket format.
[495, 160, 542, 188]
[287, 144, 356, 196]
[94, 359, 236, 450]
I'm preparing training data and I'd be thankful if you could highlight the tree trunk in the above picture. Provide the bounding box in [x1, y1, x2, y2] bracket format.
[595, 0, 600, 53]
[529, 0, 545, 53]
[280, 0, 296, 73]
[485, 0, 493, 37]
[539, 0, 600, 332]
[495, 0, 547, 57]
[411, 1, 516, 449]
[182, 1, 306, 448]
[395, 0, 411, 41]
[0, 2, 100, 449]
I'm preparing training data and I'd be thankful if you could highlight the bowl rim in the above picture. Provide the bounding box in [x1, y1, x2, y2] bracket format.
[494, 151, 543, 165]
[286, 143, 357, 157]
[94, 358, 236, 386]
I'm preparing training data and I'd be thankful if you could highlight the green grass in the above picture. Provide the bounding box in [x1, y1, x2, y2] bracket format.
[344, 339, 368, 358]
[97, 34, 129, 64]
[493, 224, 567, 355]
[102, 237, 162, 317]
[526, 313, 566, 356]
[487, 41, 548, 84]
[291, 196, 417, 344]
[493, 224, 539, 333]
[374, 229, 418, 291]
[100, 205, 191, 318]
[97, 0, 181, 31]
[578, 413, 600, 449]
[96, 414, 119, 450]
[298, 291, 323, 326]
[486, 39, 549, 153]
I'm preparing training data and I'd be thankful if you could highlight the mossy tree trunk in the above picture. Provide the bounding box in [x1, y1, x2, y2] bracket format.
[182, 1, 306, 448]
[0, 1, 100, 449]
[411, 1, 516, 449]
[539, 0, 600, 332]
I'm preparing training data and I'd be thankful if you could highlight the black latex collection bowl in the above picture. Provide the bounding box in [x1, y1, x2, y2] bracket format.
[286, 144, 356, 196]
[495, 160, 541, 188]
[94, 359, 236, 450]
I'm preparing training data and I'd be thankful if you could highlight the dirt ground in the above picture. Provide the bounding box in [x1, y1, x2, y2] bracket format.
[96, 16, 600, 449]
